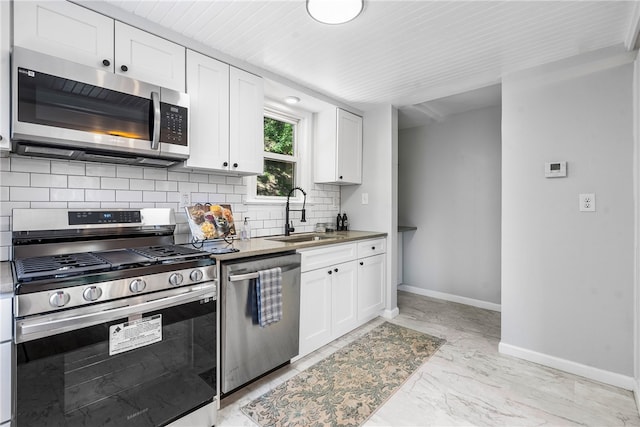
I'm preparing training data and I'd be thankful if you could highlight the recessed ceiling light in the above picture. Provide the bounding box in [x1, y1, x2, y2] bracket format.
[307, 0, 364, 25]
[284, 96, 301, 105]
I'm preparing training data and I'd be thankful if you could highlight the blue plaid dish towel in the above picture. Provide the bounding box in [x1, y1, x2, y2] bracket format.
[256, 267, 283, 327]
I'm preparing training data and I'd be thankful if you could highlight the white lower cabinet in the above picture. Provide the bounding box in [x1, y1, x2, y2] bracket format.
[0, 341, 10, 425]
[357, 254, 386, 321]
[299, 238, 386, 358]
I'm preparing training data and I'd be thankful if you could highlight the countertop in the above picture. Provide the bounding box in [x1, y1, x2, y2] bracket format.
[196, 230, 387, 261]
[398, 226, 417, 232]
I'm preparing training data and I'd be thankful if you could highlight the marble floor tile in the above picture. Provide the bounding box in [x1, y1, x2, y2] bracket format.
[217, 291, 640, 426]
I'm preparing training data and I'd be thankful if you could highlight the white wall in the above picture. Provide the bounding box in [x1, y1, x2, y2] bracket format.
[341, 105, 398, 317]
[501, 54, 635, 385]
[398, 106, 502, 306]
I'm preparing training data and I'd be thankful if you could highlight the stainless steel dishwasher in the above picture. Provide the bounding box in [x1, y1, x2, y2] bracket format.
[220, 251, 301, 394]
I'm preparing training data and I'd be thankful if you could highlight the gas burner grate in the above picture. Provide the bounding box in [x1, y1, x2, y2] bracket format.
[131, 245, 209, 261]
[14, 253, 111, 281]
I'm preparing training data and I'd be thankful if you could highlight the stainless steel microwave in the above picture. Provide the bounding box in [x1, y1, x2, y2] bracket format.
[11, 47, 189, 167]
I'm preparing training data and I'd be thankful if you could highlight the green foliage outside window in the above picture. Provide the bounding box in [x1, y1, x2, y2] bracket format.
[258, 117, 296, 197]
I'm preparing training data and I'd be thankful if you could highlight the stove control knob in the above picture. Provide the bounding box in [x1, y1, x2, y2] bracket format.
[83, 286, 103, 302]
[130, 279, 147, 293]
[169, 273, 184, 286]
[49, 291, 70, 308]
[190, 269, 204, 282]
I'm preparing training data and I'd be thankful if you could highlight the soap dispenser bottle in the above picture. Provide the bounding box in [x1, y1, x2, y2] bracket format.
[240, 217, 251, 240]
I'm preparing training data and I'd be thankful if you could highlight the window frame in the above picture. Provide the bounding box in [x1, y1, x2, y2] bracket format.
[247, 103, 312, 204]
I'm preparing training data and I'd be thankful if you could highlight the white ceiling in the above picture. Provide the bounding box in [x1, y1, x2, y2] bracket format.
[88, 0, 638, 127]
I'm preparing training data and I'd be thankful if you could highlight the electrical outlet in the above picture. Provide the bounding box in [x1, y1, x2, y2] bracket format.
[579, 193, 595, 212]
[362, 192, 369, 205]
[179, 192, 191, 208]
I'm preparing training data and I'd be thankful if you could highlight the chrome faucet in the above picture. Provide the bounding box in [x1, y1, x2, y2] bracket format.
[285, 187, 307, 236]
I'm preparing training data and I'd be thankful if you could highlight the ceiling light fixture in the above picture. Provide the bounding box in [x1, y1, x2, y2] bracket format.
[284, 96, 301, 105]
[306, 0, 364, 25]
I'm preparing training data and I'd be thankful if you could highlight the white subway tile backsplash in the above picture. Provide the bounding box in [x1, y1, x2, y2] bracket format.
[116, 165, 144, 179]
[155, 181, 177, 192]
[130, 179, 155, 191]
[1, 202, 30, 216]
[31, 173, 67, 188]
[144, 168, 168, 181]
[68, 176, 101, 189]
[189, 173, 209, 183]
[30, 202, 67, 209]
[218, 184, 234, 194]
[101, 177, 130, 190]
[51, 188, 84, 202]
[198, 183, 217, 193]
[10, 187, 49, 201]
[143, 192, 167, 203]
[86, 164, 116, 177]
[1, 171, 29, 186]
[208, 175, 226, 184]
[178, 182, 199, 193]
[0, 231, 10, 247]
[85, 189, 115, 202]
[0, 158, 340, 258]
[0, 246, 8, 262]
[116, 190, 143, 202]
[11, 158, 50, 173]
[51, 161, 85, 176]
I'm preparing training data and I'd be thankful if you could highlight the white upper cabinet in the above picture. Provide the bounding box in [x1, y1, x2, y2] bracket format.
[13, 1, 114, 70]
[0, 0, 10, 151]
[14, 1, 185, 92]
[229, 67, 264, 175]
[184, 50, 230, 171]
[314, 108, 363, 185]
[184, 50, 263, 175]
[114, 22, 185, 92]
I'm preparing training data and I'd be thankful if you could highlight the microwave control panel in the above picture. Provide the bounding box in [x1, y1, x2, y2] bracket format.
[160, 103, 188, 146]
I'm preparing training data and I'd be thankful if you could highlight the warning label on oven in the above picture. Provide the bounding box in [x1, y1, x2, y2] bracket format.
[109, 314, 162, 356]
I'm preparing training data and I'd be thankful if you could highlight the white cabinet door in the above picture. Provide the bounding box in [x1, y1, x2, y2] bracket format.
[114, 22, 185, 92]
[331, 261, 358, 337]
[336, 109, 363, 184]
[13, 0, 114, 70]
[185, 50, 230, 171]
[299, 268, 333, 357]
[358, 254, 386, 321]
[229, 67, 264, 175]
[0, 0, 10, 150]
[314, 108, 362, 185]
[0, 342, 10, 424]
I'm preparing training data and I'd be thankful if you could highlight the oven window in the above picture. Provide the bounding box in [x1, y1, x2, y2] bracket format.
[17, 68, 152, 141]
[16, 297, 216, 426]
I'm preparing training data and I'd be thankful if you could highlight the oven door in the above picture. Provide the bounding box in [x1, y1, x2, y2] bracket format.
[14, 284, 216, 427]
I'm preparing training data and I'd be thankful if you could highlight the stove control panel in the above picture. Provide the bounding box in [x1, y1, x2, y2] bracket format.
[16, 265, 218, 318]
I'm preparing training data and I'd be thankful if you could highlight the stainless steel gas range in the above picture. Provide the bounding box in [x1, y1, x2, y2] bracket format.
[10, 208, 218, 427]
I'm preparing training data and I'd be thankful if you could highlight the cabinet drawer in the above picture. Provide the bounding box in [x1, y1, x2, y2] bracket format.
[357, 238, 386, 258]
[300, 242, 357, 272]
[0, 298, 10, 342]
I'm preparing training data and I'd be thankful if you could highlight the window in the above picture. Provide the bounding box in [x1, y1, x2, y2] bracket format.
[259, 115, 297, 197]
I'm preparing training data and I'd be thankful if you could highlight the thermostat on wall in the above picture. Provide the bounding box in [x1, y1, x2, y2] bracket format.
[545, 161, 567, 178]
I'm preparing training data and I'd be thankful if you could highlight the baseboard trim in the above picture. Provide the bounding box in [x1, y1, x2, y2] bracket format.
[398, 284, 501, 312]
[382, 307, 399, 319]
[499, 342, 635, 390]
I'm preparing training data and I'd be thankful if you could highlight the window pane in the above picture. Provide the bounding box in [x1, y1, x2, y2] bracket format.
[264, 117, 294, 155]
[257, 159, 295, 197]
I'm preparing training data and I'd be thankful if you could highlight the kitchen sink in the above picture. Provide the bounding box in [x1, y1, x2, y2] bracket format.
[266, 233, 344, 243]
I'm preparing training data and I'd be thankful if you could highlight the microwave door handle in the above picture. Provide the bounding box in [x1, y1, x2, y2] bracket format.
[151, 91, 161, 150]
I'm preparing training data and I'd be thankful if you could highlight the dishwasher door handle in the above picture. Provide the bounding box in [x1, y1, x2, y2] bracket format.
[228, 263, 300, 282]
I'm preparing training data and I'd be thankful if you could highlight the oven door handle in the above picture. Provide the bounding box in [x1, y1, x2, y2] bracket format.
[16, 284, 216, 343]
